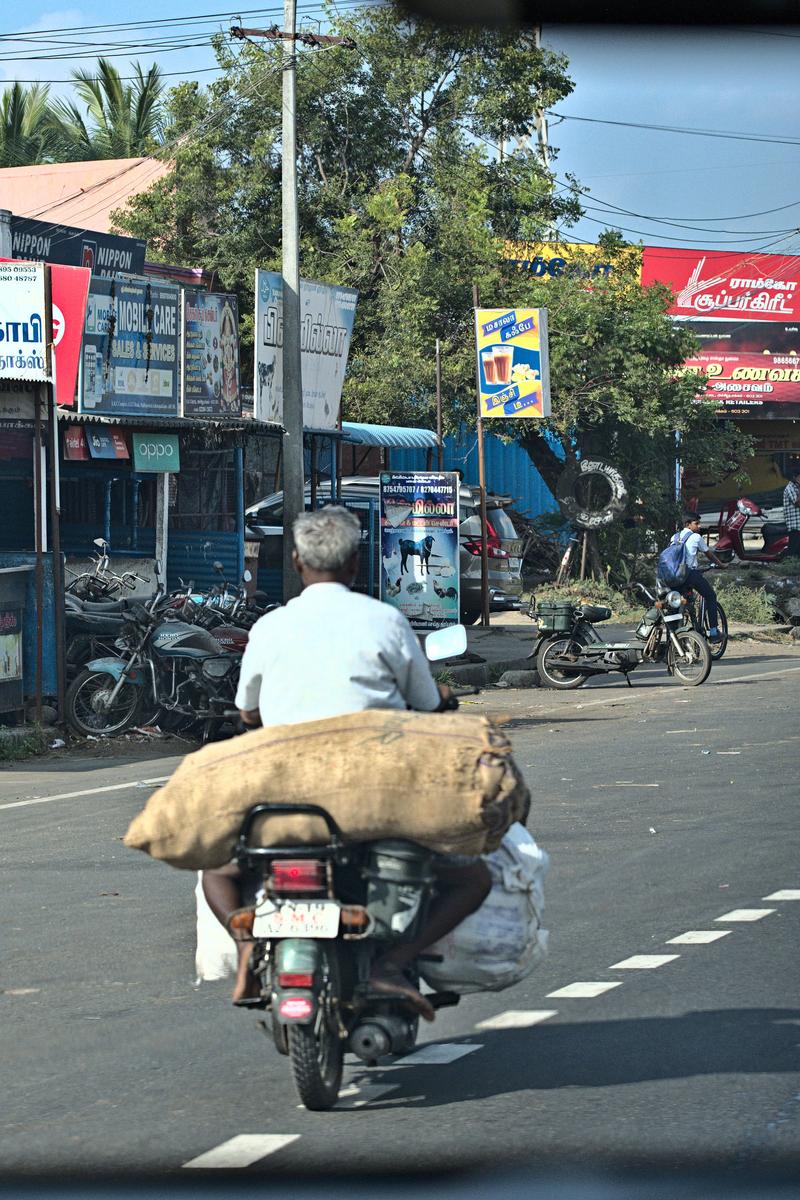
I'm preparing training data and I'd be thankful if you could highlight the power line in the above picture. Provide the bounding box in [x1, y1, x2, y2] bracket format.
[552, 111, 800, 149]
[574, 192, 800, 226]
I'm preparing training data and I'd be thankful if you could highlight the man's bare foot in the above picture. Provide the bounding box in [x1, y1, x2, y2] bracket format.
[231, 942, 258, 1006]
[368, 963, 435, 1022]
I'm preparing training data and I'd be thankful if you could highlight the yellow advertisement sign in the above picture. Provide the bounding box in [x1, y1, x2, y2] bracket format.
[503, 241, 642, 282]
[474, 307, 551, 420]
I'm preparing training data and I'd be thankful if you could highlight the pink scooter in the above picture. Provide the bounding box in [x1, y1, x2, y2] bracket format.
[714, 498, 789, 564]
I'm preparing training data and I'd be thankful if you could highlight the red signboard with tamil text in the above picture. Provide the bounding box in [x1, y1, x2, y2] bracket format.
[641, 247, 800, 323]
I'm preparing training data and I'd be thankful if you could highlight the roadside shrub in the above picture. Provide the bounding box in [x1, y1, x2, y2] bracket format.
[0, 724, 49, 762]
[716, 583, 775, 625]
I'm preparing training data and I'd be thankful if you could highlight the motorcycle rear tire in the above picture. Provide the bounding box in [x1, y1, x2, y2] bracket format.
[288, 1022, 344, 1112]
[537, 636, 588, 689]
[668, 630, 711, 686]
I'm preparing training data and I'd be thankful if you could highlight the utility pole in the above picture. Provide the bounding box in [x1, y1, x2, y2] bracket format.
[231, 16, 353, 602]
[532, 26, 551, 173]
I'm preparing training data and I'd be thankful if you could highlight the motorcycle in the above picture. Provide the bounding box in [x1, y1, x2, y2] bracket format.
[66, 537, 151, 601]
[226, 625, 471, 1112]
[714, 497, 789, 564]
[65, 570, 242, 741]
[530, 586, 711, 689]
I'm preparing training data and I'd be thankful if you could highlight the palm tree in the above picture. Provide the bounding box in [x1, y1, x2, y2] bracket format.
[0, 82, 53, 166]
[48, 59, 165, 160]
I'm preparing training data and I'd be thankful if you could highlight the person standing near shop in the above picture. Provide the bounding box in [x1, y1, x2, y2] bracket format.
[783, 462, 800, 559]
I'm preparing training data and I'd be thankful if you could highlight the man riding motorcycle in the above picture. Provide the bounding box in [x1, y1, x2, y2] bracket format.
[202, 506, 491, 1019]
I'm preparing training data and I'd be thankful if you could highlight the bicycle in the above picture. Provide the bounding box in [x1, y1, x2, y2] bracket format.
[682, 567, 728, 661]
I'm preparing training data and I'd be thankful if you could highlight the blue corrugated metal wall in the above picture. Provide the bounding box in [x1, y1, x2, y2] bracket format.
[167, 531, 243, 593]
[391, 428, 561, 520]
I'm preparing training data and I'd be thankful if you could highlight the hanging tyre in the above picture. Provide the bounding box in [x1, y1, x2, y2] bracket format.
[556, 459, 628, 529]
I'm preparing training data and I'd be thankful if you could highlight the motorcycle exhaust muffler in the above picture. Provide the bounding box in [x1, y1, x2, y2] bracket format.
[349, 1014, 417, 1062]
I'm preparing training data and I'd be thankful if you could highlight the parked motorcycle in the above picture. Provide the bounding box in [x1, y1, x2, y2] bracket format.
[226, 625, 471, 1111]
[531, 586, 711, 689]
[65, 574, 242, 741]
[65, 538, 150, 600]
[714, 498, 789, 564]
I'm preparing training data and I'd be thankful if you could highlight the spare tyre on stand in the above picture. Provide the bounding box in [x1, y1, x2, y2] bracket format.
[555, 459, 628, 579]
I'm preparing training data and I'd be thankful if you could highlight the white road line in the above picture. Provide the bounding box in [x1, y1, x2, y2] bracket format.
[764, 890, 800, 901]
[393, 1043, 481, 1066]
[712, 665, 800, 685]
[610, 954, 680, 969]
[667, 930, 732, 945]
[336, 1083, 399, 1109]
[715, 908, 776, 922]
[0, 776, 170, 813]
[546, 982, 622, 999]
[593, 782, 659, 789]
[183, 1134, 299, 1169]
[570, 664, 800, 711]
[476, 1010, 558, 1030]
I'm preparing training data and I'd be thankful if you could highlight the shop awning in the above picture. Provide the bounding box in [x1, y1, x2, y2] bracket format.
[57, 411, 282, 436]
[340, 422, 439, 450]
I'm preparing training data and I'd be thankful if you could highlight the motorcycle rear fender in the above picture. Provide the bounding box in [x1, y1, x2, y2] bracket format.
[273, 939, 322, 1025]
[85, 657, 145, 685]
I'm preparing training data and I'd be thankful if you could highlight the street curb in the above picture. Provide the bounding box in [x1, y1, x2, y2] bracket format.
[440, 655, 536, 687]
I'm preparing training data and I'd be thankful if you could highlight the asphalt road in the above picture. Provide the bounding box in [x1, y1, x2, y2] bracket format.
[2, 647, 800, 1178]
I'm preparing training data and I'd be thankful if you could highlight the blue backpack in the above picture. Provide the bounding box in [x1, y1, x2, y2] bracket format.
[657, 529, 691, 587]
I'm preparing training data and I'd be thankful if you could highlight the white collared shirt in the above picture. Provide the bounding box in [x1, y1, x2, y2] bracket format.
[235, 583, 441, 727]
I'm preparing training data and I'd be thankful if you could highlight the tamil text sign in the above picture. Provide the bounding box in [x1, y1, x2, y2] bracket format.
[0, 261, 48, 381]
[379, 472, 460, 632]
[642, 247, 800, 322]
[254, 269, 358, 429]
[80, 276, 180, 417]
[182, 290, 241, 417]
[677, 318, 800, 418]
[475, 307, 551, 419]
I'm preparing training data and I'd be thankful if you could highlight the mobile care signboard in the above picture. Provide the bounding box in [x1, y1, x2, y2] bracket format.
[254, 269, 358, 429]
[475, 307, 551, 419]
[182, 290, 241, 417]
[79, 276, 180, 417]
[379, 471, 460, 632]
[0, 261, 49, 381]
[642, 247, 800, 418]
[11, 216, 146, 279]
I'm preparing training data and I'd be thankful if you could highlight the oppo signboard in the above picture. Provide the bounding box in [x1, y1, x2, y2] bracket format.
[132, 433, 180, 473]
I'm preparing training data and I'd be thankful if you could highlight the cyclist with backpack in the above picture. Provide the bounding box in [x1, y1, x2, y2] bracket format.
[659, 513, 727, 642]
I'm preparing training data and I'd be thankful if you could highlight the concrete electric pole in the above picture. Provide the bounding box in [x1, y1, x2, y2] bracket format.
[231, 13, 353, 602]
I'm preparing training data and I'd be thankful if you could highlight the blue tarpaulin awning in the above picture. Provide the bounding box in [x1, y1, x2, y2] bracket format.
[340, 422, 439, 450]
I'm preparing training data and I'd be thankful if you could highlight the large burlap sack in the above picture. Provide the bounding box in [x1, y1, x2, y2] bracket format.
[124, 709, 529, 870]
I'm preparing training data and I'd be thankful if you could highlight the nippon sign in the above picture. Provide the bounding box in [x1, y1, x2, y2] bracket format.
[132, 433, 180, 472]
[11, 216, 146, 278]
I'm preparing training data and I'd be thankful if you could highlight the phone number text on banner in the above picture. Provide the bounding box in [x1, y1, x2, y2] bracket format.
[475, 307, 551, 419]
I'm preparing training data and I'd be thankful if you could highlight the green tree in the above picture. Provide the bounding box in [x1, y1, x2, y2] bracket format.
[0, 82, 53, 166]
[114, 6, 579, 384]
[48, 59, 165, 160]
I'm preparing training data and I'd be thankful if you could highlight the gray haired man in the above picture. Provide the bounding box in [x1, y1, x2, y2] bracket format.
[203, 506, 491, 1017]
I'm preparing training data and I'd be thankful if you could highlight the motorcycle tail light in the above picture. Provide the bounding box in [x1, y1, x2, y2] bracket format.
[277, 972, 314, 988]
[341, 905, 370, 931]
[270, 860, 325, 894]
[279, 996, 314, 1020]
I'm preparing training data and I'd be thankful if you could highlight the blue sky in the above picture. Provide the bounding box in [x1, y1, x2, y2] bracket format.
[2, 7, 799, 258]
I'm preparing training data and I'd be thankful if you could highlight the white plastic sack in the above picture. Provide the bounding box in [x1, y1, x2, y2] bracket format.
[194, 873, 237, 981]
[419, 823, 549, 995]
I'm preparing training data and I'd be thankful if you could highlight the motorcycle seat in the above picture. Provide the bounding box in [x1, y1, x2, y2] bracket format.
[579, 603, 612, 623]
[66, 612, 125, 634]
[762, 521, 788, 542]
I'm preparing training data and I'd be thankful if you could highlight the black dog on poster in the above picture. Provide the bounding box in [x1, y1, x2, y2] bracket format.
[399, 535, 435, 575]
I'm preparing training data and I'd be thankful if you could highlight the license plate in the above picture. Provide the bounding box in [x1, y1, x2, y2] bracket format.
[253, 899, 340, 939]
[663, 614, 683, 623]
[508, 557, 521, 571]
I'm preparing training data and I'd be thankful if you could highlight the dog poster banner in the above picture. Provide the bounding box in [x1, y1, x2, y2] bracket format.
[254, 269, 358, 429]
[379, 471, 460, 632]
[475, 306, 551, 420]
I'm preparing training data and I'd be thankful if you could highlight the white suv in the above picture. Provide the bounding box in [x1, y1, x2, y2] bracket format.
[245, 476, 524, 623]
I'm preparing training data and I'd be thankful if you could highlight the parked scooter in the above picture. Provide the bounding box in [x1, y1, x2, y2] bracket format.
[65, 566, 241, 741]
[226, 625, 473, 1112]
[530, 586, 711, 689]
[714, 498, 789, 564]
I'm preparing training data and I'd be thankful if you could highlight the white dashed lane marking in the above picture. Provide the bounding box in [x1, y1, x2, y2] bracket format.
[476, 1010, 557, 1030]
[0, 776, 170, 812]
[392, 1042, 481, 1066]
[667, 930, 732, 944]
[336, 1083, 399, 1109]
[183, 1134, 299, 1169]
[764, 890, 800, 901]
[610, 954, 680, 970]
[547, 982, 622, 999]
[715, 908, 776, 922]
